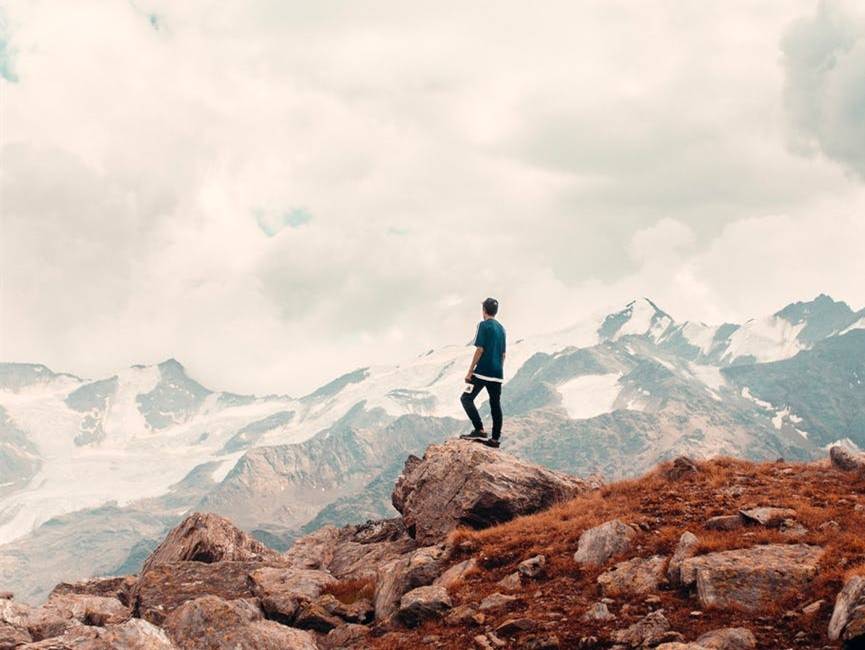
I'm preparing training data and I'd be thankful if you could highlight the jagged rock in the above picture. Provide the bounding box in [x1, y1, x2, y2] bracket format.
[313, 594, 373, 625]
[142, 512, 281, 573]
[101, 618, 177, 649]
[693, 627, 757, 649]
[829, 574, 865, 643]
[680, 544, 823, 611]
[612, 610, 671, 647]
[497, 572, 522, 590]
[705, 515, 743, 531]
[598, 555, 666, 597]
[666, 456, 698, 480]
[479, 592, 519, 612]
[739, 507, 797, 528]
[372, 545, 446, 621]
[323, 623, 370, 649]
[248, 567, 336, 624]
[162, 594, 316, 650]
[445, 604, 484, 626]
[518, 555, 546, 578]
[135, 560, 274, 625]
[581, 601, 615, 622]
[573, 519, 637, 567]
[49, 576, 138, 608]
[830, 445, 865, 473]
[802, 599, 824, 616]
[520, 633, 560, 649]
[434, 558, 478, 589]
[667, 531, 699, 586]
[15, 624, 103, 649]
[0, 622, 31, 648]
[392, 440, 594, 544]
[397, 585, 452, 627]
[43, 593, 129, 627]
[0, 599, 71, 642]
[779, 519, 808, 537]
[496, 617, 538, 635]
[294, 599, 343, 632]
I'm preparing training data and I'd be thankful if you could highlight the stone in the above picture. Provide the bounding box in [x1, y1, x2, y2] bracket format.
[581, 601, 615, 622]
[668, 531, 699, 586]
[573, 519, 637, 567]
[434, 558, 478, 589]
[0, 599, 72, 642]
[323, 623, 370, 649]
[666, 456, 699, 480]
[694, 627, 757, 649]
[134, 560, 275, 625]
[294, 599, 344, 632]
[315, 593, 373, 625]
[445, 604, 484, 626]
[101, 618, 177, 649]
[162, 594, 317, 650]
[497, 572, 522, 591]
[43, 593, 129, 627]
[48, 576, 138, 608]
[0, 593, 12, 601]
[802, 599, 824, 616]
[611, 610, 671, 647]
[829, 574, 865, 642]
[518, 555, 546, 578]
[495, 617, 538, 635]
[397, 585, 452, 627]
[475, 634, 495, 650]
[830, 445, 865, 473]
[141, 512, 281, 573]
[479, 592, 519, 612]
[373, 544, 446, 621]
[392, 440, 596, 545]
[520, 632, 560, 648]
[0, 622, 31, 648]
[680, 544, 823, 612]
[705, 515, 743, 531]
[248, 566, 337, 624]
[739, 507, 797, 528]
[598, 555, 667, 597]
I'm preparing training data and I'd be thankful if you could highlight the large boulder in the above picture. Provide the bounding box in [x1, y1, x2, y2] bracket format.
[397, 585, 452, 627]
[0, 598, 72, 642]
[43, 593, 130, 627]
[0, 622, 31, 647]
[680, 544, 823, 611]
[573, 519, 637, 567]
[162, 595, 316, 650]
[597, 555, 667, 596]
[248, 567, 337, 624]
[392, 440, 595, 545]
[373, 544, 448, 621]
[667, 531, 699, 586]
[693, 627, 757, 649]
[828, 574, 865, 643]
[141, 512, 281, 573]
[830, 445, 865, 474]
[134, 560, 277, 625]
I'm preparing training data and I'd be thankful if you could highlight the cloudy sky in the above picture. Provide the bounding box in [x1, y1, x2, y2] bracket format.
[1, 0, 864, 396]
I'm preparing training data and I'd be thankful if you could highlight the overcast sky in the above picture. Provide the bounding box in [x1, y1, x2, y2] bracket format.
[1, 0, 864, 396]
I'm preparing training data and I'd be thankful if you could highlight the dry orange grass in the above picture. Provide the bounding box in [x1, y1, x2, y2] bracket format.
[370, 456, 865, 649]
[321, 576, 375, 604]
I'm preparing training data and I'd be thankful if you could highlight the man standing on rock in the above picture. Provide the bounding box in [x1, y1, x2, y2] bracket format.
[460, 297, 506, 448]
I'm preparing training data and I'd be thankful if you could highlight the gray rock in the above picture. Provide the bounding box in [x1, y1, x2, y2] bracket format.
[248, 567, 336, 624]
[479, 592, 519, 612]
[667, 531, 699, 586]
[573, 519, 637, 567]
[829, 574, 865, 642]
[738, 507, 797, 528]
[612, 610, 671, 646]
[705, 515, 743, 531]
[694, 627, 757, 649]
[397, 585, 452, 627]
[830, 445, 865, 473]
[518, 555, 546, 578]
[581, 601, 615, 622]
[598, 555, 667, 597]
[433, 558, 478, 589]
[497, 572, 522, 591]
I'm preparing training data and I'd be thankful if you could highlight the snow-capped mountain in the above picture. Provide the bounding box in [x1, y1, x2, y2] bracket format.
[1, 294, 863, 603]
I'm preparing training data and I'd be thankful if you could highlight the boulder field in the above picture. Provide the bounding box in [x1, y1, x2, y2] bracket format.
[0, 440, 863, 649]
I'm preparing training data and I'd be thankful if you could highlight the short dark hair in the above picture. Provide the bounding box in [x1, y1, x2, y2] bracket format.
[482, 297, 499, 316]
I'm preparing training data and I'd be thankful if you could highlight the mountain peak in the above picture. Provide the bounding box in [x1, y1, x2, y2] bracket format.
[598, 297, 674, 342]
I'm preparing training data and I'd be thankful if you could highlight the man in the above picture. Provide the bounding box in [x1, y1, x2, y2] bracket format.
[460, 297, 506, 448]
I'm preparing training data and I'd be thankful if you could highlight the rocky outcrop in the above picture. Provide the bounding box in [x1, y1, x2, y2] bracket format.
[392, 440, 596, 544]
[141, 512, 281, 573]
[573, 519, 636, 566]
[373, 544, 447, 622]
[43, 593, 130, 627]
[248, 567, 337, 624]
[48, 575, 138, 609]
[828, 574, 865, 644]
[680, 544, 823, 611]
[830, 445, 865, 474]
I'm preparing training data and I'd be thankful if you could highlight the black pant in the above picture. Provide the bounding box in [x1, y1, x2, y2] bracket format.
[460, 376, 503, 438]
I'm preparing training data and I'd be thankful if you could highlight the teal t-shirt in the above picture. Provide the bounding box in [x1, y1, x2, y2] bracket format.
[472, 319, 506, 381]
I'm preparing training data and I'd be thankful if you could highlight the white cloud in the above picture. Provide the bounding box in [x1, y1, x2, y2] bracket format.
[1, 0, 864, 395]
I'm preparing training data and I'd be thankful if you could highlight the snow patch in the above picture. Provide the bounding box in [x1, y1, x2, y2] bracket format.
[557, 373, 622, 420]
[680, 322, 718, 354]
[723, 316, 806, 364]
[741, 386, 773, 410]
[841, 316, 865, 334]
[688, 363, 725, 390]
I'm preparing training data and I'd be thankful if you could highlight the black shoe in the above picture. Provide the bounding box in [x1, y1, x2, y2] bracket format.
[459, 430, 487, 440]
[481, 438, 501, 448]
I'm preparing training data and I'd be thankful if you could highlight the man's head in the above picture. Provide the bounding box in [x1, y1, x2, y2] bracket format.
[482, 297, 499, 317]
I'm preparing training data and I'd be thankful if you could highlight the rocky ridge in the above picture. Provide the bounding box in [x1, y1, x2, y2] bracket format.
[0, 440, 864, 649]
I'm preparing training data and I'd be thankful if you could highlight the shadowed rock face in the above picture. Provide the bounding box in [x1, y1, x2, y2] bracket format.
[392, 440, 599, 545]
[141, 512, 281, 573]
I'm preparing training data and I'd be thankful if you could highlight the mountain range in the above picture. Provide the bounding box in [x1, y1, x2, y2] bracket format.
[1, 293, 863, 603]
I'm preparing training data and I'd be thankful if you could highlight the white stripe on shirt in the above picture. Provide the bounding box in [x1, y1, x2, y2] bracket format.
[472, 373, 503, 383]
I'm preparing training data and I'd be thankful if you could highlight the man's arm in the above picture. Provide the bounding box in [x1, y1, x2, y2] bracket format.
[466, 346, 483, 382]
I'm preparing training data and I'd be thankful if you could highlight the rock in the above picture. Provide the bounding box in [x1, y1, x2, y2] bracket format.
[475, 634, 495, 650]
[397, 585, 452, 627]
[323, 623, 370, 649]
[694, 627, 756, 649]
[667, 531, 699, 586]
[779, 519, 808, 537]
[373, 545, 446, 622]
[315, 594, 373, 625]
[434, 558, 478, 589]
[135, 560, 275, 625]
[497, 572, 522, 590]
[705, 515, 743, 531]
[43, 593, 129, 627]
[0, 593, 11, 601]
[518, 555, 546, 578]
[445, 604, 484, 626]
[666, 456, 699, 480]
[612, 610, 671, 647]
[830, 445, 865, 473]
[14, 624, 103, 649]
[739, 507, 797, 528]
[0, 622, 31, 648]
[680, 544, 823, 612]
[49, 576, 138, 608]
[802, 599, 824, 616]
[142, 512, 281, 573]
[248, 567, 337, 624]
[573, 519, 637, 567]
[581, 601, 615, 622]
[495, 617, 538, 635]
[101, 618, 177, 649]
[519, 632, 560, 649]
[598, 555, 666, 597]
[829, 574, 865, 642]
[162, 594, 317, 650]
[294, 599, 343, 632]
[0, 600, 72, 642]
[392, 440, 595, 544]
[479, 592, 519, 612]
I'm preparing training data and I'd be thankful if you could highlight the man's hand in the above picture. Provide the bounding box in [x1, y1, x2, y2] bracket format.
[464, 373, 473, 383]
